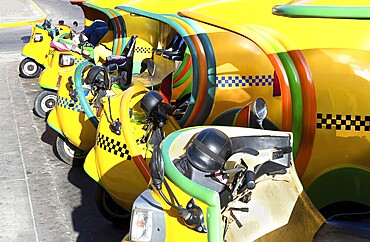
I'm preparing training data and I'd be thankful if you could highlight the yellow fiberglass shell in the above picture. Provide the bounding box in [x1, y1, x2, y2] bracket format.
[84, 85, 180, 210]
[114, 0, 223, 75]
[38, 50, 86, 90]
[70, 0, 158, 75]
[22, 23, 72, 68]
[188, 21, 279, 128]
[152, 126, 324, 242]
[182, 0, 370, 51]
[179, 0, 370, 209]
[50, 66, 96, 152]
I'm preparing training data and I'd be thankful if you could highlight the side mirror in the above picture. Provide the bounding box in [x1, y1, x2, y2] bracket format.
[73, 21, 78, 27]
[253, 98, 267, 129]
[147, 59, 156, 77]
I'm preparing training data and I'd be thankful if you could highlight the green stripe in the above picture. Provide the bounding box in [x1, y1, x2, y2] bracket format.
[173, 63, 192, 88]
[38, 83, 58, 91]
[46, 119, 64, 137]
[170, 14, 217, 126]
[110, 8, 127, 53]
[73, 62, 99, 128]
[177, 82, 192, 100]
[277, 52, 302, 155]
[273, 5, 370, 19]
[306, 167, 370, 209]
[161, 128, 223, 242]
[248, 26, 303, 157]
[116, 6, 200, 128]
[172, 49, 190, 82]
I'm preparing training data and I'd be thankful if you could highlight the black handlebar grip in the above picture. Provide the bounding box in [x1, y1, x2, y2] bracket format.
[276, 146, 292, 154]
[245, 170, 256, 190]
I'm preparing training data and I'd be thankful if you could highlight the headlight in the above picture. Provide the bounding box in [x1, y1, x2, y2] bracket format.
[59, 54, 75, 67]
[130, 209, 153, 242]
[34, 33, 43, 42]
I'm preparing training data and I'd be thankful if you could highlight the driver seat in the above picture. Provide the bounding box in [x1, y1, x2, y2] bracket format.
[105, 35, 138, 85]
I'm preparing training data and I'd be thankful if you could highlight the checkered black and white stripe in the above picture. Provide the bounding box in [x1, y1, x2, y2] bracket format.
[317, 113, 370, 131]
[134, 47, 152, 54]
[216, 75, 274, 88]
[96, 133, 132, 159]
[57, 96, 82, 112]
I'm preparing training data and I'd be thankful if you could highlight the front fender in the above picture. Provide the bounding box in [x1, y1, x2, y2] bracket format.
[38, 67, 59, 90]
[46, 108, 63, 137]
[84, 148, 100, 182]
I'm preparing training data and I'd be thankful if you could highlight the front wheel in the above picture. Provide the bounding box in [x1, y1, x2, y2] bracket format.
[96, 185, 131, 227]
[56, 135, 87, 166]
[19, 58, 43, 78]
[34, 90, 57, 118]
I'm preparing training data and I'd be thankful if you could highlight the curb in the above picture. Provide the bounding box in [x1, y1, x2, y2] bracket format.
[0, 0, 46, 28]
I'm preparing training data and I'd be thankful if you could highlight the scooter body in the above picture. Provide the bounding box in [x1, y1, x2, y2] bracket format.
[20, 20, 73, 78]
[126, 126, 325, 242]
[84, 85, 180, 212]
[46, 64, 98, 150]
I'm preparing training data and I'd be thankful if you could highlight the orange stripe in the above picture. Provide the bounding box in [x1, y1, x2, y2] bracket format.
[119, 86, 151, 182]
[289, 50, 316, 177]
[132, 155, 151, 183]
[107, 10, 122, 55]
[184, 34, 208, 127]
[266, 53, 292, 131]
[234, 106, 250, 127]
[173, 56, 192, 84]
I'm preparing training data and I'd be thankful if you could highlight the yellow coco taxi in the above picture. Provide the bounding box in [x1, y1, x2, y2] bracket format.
[34, 0, 154, 118]
[20, 19, 75, 78]
[83, 0, 219, 225]
[176, 0, 370, 218]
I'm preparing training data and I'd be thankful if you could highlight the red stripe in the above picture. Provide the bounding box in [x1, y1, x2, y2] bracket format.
[107, 10, 122, 55]
[266, 53, 292, 131]
[173, 56, 191, 84]
[184, 35, 207, 126]
[132, 155, 151, 183]
[288, 50, 316, 177]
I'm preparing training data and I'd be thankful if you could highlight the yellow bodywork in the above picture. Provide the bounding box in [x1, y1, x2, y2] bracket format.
[38, 50, 86, 90]
[47, 65, 122, 151]
[176, 0, 370, 209]
[128, 127, 325, 241]
[22, 23, 72, 68]
[84, 85, 180, 211]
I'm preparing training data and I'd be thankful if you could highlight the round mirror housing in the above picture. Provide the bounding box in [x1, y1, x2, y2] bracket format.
[253, 98, 267, 129]
[147, 59, 156, 76]
[253, 98, 267, 121]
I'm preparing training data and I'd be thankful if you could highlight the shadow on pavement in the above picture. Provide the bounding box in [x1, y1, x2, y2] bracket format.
[68, 166, 127, 242]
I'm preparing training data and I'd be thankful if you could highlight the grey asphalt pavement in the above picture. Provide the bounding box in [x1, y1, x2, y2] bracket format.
[0, 0, 126, 241]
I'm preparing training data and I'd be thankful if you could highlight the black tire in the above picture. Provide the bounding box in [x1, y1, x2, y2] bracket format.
[19, 58, 43, 78]
[56, 135, 88, 166]
[96, 185, 131, 227]
[33, 90, 57, 118]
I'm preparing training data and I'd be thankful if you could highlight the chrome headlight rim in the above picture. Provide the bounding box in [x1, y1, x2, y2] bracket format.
[33, 33, 43, 42]
[59, 54, 75, 67]
[130, 208, 153, 242]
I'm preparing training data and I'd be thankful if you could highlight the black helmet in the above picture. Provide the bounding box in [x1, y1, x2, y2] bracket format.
[140, 90, 163, 115]
[85, 66, 104, 84]
[186, 128, 232, 172]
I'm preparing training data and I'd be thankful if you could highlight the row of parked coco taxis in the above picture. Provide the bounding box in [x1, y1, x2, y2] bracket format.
[21, 0, 370, 241]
